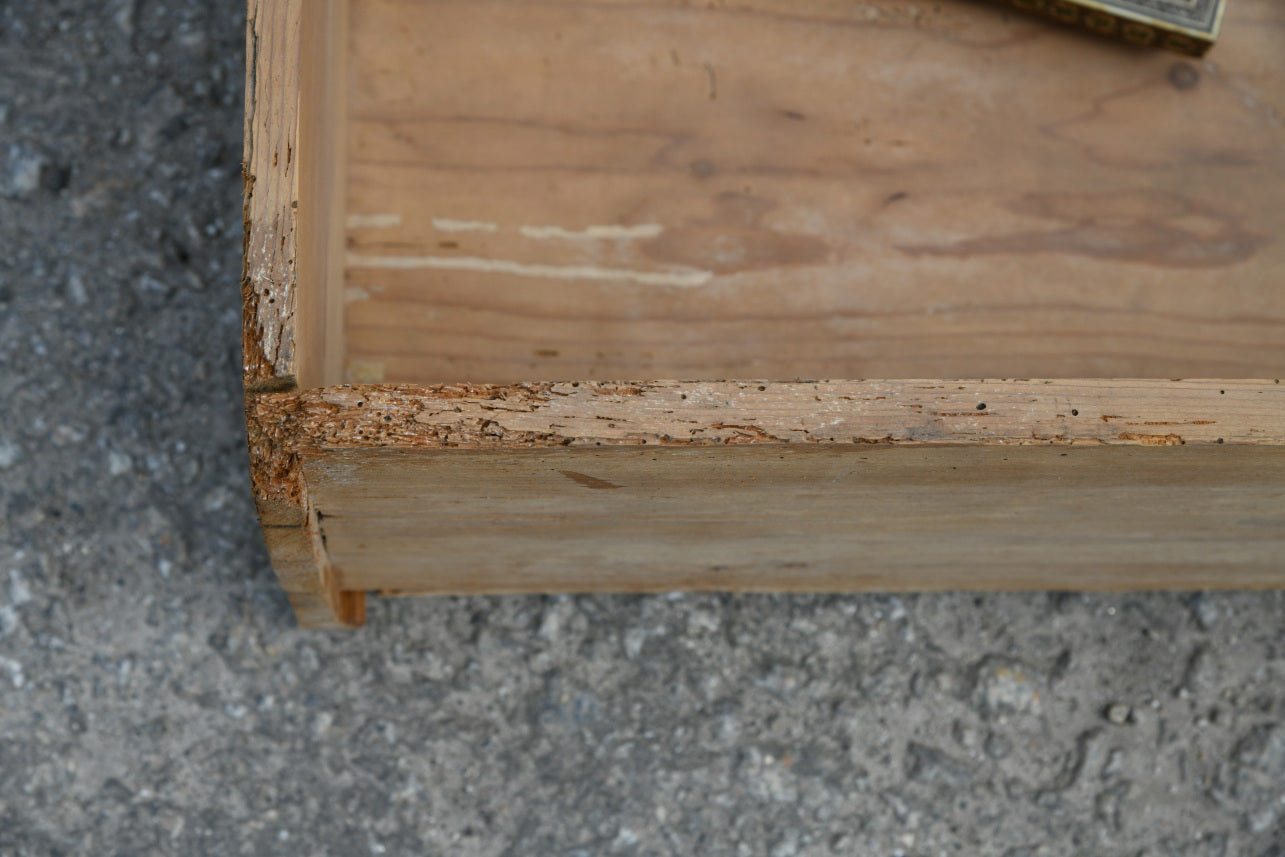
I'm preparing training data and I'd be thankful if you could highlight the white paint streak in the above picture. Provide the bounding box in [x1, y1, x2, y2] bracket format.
[346, 213, 403, 229]
[347, 253, 714, 288]
[519, 223, 664, 241]
[432, 218, 499, 233]
[344, 287, 371, 302]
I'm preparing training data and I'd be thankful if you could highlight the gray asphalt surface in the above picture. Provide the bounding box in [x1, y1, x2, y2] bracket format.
[1, 2, 1283, 855]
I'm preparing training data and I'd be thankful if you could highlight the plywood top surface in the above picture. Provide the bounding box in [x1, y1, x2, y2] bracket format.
[340, 0, 1285, 383]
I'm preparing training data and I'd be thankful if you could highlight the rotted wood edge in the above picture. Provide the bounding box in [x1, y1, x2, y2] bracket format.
[244, 0, 362, 627]
[244, 378, 1285, 515]
[246, 379, 1281, 625]
[243, 0, 300, 392]
[247, 379, 1285, 457]
[986, 0, 1224, 55]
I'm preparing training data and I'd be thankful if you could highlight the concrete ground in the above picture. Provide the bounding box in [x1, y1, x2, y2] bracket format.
[0, 2, 1283, 854]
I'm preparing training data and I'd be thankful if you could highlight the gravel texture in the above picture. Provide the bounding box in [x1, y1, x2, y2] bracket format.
[1, 2, 1284, 855]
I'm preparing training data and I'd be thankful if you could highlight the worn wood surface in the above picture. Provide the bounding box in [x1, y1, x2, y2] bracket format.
[342, 0, 1285, 384]
[246, 0, 1285, 625]
[254, 379, 1283, 615]
[245, 0, 364, 627]
[249, 379, 1284, 454]
[242, 0, 301, 390]
[260, 505, 365, 627]
[304, 444, 1285, 595]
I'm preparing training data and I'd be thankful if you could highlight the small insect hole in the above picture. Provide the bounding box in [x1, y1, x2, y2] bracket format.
[1071, 409, 1079, 416]
[976, 403, 987, 411]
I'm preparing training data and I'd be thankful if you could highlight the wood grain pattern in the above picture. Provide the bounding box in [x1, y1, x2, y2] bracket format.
[261, 378, 1283, 611]
[250, 379, 1284, 453]
[304, 444, 1285, 595]
[261, 507, 365, 628]
[242, 0, 301, 390]
[341, 0, 1285, 384]
[244, 0, 364, 627]
[294, 0, 349, 389]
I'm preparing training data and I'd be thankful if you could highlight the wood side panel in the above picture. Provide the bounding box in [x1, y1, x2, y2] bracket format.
[245, 0, 364, 627]
[261, 507, 365, 629]
[341, 0, 1285, 383]
[303, 445, 1285, 594]
[247, 376, 1282, 619]
[243, 0, 301, 391]
[982, 0, 1225, 55]
[245, 0, 347, 391]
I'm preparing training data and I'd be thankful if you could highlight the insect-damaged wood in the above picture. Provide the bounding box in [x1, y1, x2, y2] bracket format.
[244, 380, 1285, 621]
[249, 380, 1280, 453]
[244, 0, 1285, 627]
[244, 0, 357, 626]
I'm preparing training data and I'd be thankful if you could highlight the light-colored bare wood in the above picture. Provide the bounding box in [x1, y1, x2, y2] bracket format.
[244, 0, 346, 393]
[341, 0, 1285, 384]
[249, 379, 1283, 611]
[261, 509, 365, 628]
[242, 0, 302, 390]
[247, 380, 1284, 453]
[245, 0, 1285, 626]
[244, 0, 363, 627]
[304, 444, 1285, 595]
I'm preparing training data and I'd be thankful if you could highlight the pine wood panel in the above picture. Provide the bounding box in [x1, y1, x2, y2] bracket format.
[341, 0, 1285, 384]
[258, 379, 1283, 605]
[303, 444, 1285, 594]
[244, 0, 365, 626]
[245, 0, 1285, 626]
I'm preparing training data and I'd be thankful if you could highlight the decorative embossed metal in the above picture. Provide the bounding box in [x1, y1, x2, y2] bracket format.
[992, 0, 1225, 54]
